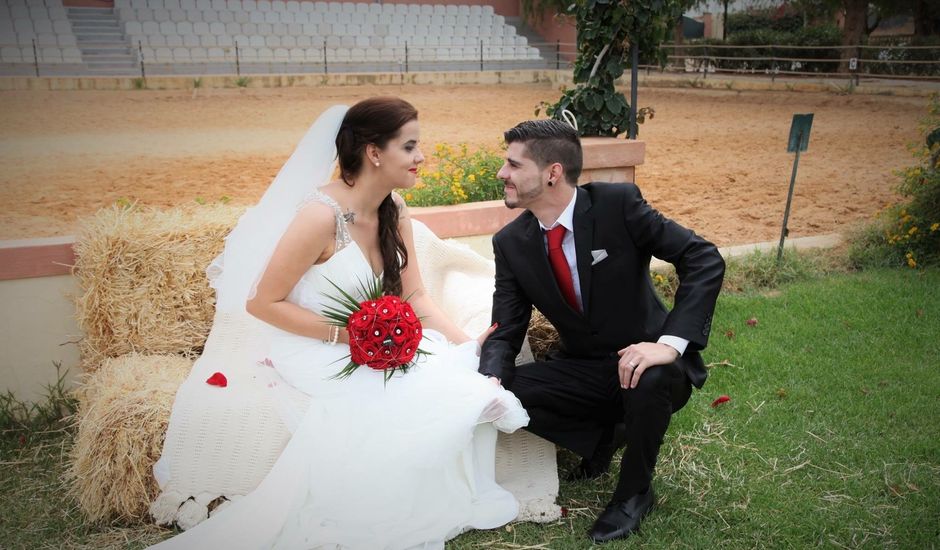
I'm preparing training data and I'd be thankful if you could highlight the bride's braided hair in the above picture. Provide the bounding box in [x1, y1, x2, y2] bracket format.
[335, 97, 416, 296]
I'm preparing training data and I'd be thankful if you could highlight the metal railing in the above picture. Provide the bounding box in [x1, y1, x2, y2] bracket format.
[650, 42, 940, 82]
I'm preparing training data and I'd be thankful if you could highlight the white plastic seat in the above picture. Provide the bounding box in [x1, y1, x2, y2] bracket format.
[142, 21, 159, 34]
[62, 46, 82, 62]
[171, 47, 189, 61]
[293, 13, 308, 24]
[249, 11, 264, 23]
[296, 35, 311, 48]
[207, 47, 226, 60]
[287, 22, 301, 34]
[200, 35, 217, 46]
[249, 35, 264, 48]
[191, 47, 208, 60]
[1, 47, 22, 62]
[148, 34, 167, 46]
[219, 11, 234, 23]
[193, 21, 210, 34]
[154, 47, 172, 61]
[302, 2, 317, 12]
[57, 35, 77, 47]
[354, 34, 368, 48]
[243, 0, 257, 10]
[177, 21, 193, 34]
[286, 0, 300, 12]
[126, 21, 143, 35]
[238, 46, 256, 60]
[265, 35, 280, 47]
[264, 11, 278, 23]
[183, 34, 200, 46]
[211, 0, 226, 9]
[272, 0, 287, 11]
[257, 22, 272, 34]
[165, 34, 183, 46]
[332, 23, 345, 34]
[443, 14, 455, 26]
[33, 19, 53, 34]
[301, 23, 316, 35]
[216, 34, 233, 46]
[203, 10, 220, 22]
[49, 7, 68, 20]
[180, 0, 196, 8]
[256, 47, 274, 61]
[195, 0, 211, 9]
[288, 47, 304, 61]
[169, 9, 187, 22]
[226, 0, 241, 9]
[272, 22, 286, 35]
[13, 19, 33, 34]
[242, 22, 257, 34]
[337, 35, 351, 48]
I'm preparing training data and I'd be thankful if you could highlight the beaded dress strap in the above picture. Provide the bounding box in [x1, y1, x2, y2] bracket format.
[299, 190, 352, 252]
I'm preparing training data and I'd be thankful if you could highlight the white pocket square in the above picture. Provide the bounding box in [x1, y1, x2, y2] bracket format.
[591, 249, 608, 266]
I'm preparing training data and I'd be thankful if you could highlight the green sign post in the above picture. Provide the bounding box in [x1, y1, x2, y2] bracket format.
[778, 113, 814, 262]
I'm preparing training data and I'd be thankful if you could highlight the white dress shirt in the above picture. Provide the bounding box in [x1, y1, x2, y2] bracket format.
[539, 190, 689, 357]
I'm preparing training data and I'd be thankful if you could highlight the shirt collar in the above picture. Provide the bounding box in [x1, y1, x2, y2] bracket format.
[538, 189, 578, 233]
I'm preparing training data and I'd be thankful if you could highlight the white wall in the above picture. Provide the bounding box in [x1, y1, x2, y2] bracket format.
[0, 274, 81, 402]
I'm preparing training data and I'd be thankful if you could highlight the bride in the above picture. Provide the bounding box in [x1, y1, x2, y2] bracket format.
[150, 97, 529, 549]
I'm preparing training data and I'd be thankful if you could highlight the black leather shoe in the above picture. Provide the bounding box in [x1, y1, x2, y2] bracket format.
[588, 487, 655, 543]
[566, 424, 627, 482]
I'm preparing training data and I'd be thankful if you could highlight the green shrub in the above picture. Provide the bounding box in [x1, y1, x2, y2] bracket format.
[850, 96, 940, 269]
[403, 143, 505, 207]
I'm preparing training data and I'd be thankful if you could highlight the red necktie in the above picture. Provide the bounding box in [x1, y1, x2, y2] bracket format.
[545, 225, 580, 312]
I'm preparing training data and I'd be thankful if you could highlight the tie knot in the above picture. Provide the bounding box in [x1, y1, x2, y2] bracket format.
[546, 225, 566, 249]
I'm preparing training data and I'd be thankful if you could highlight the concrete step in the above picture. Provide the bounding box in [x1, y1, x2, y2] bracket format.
[72, 22, 121, 29]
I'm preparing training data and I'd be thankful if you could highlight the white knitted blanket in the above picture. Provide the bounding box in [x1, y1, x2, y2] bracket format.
[150, 220, 560, 530]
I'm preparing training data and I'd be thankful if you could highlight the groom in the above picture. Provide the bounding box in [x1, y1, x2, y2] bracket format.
[479, 120, 725, 542]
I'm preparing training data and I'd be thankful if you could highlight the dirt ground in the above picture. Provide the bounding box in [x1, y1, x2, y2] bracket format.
[0, 84, 928, 245]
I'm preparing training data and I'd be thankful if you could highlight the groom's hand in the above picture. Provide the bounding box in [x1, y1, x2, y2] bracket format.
[617, 342, 680, 389]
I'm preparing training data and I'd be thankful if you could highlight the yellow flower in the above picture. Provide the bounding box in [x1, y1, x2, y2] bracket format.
[907, 257, 917, 268]
[931, 223, 939, 232]
[435, 143, 444, 152]
[405, 193, 413, 201]
[433, 172, 441, 179]
[467, 174, 476, 183]
[908, 226, 918, 235]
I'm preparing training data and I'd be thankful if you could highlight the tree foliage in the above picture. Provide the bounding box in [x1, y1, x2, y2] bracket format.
[540, 0, 685, 137]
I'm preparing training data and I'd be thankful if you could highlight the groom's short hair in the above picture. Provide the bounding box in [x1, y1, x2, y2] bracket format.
[504, 119, 582, 186]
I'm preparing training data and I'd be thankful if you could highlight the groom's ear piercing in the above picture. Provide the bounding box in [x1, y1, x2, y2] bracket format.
[547, 180, 554, 187]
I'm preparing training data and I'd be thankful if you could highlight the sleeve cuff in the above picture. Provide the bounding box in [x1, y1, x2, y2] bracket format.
[657, 335, 689, 357]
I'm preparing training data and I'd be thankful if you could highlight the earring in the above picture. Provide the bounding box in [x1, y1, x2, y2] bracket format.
[374, 161, 381, 167]
[547, 180, 554, 187]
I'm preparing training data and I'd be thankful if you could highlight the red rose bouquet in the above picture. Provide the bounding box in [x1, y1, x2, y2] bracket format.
[322, 277, 428, 383]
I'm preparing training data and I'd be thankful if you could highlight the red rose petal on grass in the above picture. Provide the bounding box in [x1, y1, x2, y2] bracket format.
[711, 395, 731, 407]
[746, 317, 758, 327]
[560, 507, 569, 518]
[206, 372, 228, 387]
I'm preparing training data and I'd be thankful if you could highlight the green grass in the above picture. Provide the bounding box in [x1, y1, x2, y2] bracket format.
[1, 268, 938, 548]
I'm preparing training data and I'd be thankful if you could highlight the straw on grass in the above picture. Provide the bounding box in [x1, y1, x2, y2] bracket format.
[66, 353, 192, 524]
[527, 309, 560, 361]
[73, 203, 242, 371]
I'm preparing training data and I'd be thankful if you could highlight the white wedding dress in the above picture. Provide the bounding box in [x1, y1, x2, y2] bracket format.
[151, 191, 529, 550]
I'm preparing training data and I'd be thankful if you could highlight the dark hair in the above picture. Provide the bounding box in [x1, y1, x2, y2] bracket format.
[335, 97, 417, 296]
[503, 119, 583, 185]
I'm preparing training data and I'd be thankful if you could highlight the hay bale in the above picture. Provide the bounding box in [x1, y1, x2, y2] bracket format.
[527, 309, 560, 361]
[67, 353, 192, 523]
[73, 203, 242, 371]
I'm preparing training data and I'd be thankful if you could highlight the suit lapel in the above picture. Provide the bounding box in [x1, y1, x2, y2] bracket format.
[573, 187, 594, 314]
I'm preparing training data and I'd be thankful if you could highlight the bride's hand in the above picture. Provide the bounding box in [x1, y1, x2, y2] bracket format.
[475, 322, 498, 356]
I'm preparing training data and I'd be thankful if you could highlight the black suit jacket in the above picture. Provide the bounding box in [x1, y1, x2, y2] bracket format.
[479, 182, 725, 389]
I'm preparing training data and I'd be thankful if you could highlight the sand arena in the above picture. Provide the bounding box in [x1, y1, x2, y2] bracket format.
[0, 83, 928, 245]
